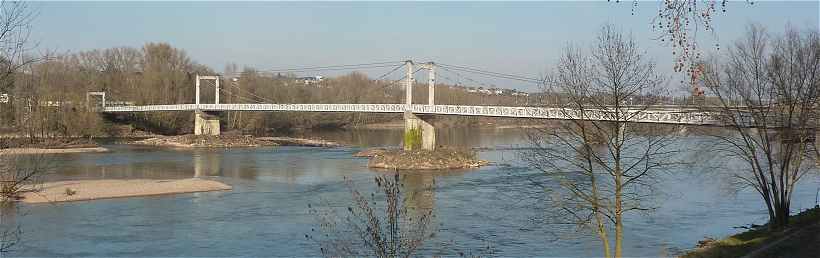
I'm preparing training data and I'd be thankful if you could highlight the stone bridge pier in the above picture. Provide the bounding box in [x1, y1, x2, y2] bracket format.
[194, 111, 221, 136]
[404, 112, 436, 150]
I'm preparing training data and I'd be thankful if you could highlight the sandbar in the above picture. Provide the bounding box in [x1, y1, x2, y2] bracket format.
[20, 178, 232, 203]
[0, 147, 109, 155]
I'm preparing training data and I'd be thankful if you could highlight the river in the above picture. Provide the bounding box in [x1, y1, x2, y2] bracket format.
[4, 128, 820, 256]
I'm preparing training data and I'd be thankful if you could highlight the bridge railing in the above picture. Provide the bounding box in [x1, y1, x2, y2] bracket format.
[101, 103, 729, 125]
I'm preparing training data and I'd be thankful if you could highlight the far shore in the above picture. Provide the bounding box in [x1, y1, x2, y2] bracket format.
[0, 147, 110, 155]
[20, 178, 232, 204]
[129, 134, 344, 148]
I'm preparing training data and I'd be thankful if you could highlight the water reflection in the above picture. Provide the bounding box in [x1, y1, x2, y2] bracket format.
[304, 127, 527, 148]
[224, 151, 259, 180]
[403, 173, 436, 212]
[0, 201, 17, 226]
[193, 151, 222, 177]
[0, 201, 19, 253]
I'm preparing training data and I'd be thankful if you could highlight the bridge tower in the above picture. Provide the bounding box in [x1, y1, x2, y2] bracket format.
[86, 91, 106, 111]
[194, 75, 222, 136]
[403, 60, 437, 150]
[420, 62, 436, 105]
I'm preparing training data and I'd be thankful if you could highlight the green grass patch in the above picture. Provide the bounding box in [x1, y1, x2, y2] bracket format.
[403, 126, 422, 150]
[682, 207, 820, 258]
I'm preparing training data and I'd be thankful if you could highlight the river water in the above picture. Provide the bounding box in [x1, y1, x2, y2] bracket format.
[4, 128, 820, 257]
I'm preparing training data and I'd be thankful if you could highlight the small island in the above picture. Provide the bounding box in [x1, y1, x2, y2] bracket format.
[356, 148, 488, 170]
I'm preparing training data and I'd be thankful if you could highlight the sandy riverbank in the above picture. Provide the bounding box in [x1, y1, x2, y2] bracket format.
[131, 134, 344, 148]
[351, 121, 406, 129]
[131, 134, 277, 148]
[256, 137, 343, 147]
[20, 178, 232, 204]
[1, 137, 107, 154]
[0, 147, 110, 155]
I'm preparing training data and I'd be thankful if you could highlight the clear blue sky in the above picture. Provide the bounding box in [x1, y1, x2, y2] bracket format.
[31, 1, 819, 92]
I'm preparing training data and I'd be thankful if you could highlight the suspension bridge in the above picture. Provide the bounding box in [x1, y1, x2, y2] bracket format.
[89, 60, 727, 150]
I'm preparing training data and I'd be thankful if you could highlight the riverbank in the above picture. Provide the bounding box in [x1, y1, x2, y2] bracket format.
[19, 178, 232, 204]
[256, 137, 343, 147]
[1, 137, 109, 154]
[360, 148, 488, 170]
[682, 206, 820, 258]
[131, 134, 344, 148]
[131, 134, 275, 148]
[0, 147, 109, 155]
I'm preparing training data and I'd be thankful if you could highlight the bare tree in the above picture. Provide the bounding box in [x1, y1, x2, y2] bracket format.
[0, 152, 46, 202]
[0, 150, 49, 254]
[308, 172, 435, 257]
[0, 1, 34, 90]
[612, 0, 754, 87]
[0, 0, 36, 128]
[699, 24, 820, 229]
[651, 0, 735, 73]
[523, 25, 677, 258]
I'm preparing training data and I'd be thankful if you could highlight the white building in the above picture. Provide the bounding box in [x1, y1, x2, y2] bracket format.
[298, 76, 324, 85]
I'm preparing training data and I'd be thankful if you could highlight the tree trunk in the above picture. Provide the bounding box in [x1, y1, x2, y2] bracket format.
[614, 191, 623, 258]
[597, 217, 612, 258]
[614, 123, 624, 258]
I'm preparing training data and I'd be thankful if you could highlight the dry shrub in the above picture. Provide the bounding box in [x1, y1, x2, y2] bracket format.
[308, 172, 435, 257]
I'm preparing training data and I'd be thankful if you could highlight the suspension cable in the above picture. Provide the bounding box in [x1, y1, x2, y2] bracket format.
[438, 66, 493, 88]
[379, 67, 424, 90]
[224, 82, 275, 104]
[201, 79, 274, 104]
[374, 63, 406, 81]
[219, 88, 263, 104]
[225, 61, 405, 75]
[437, 62, 544, 84]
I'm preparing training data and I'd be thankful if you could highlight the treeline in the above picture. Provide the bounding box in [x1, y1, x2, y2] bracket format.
[0, 43, 215, 137]
[0, 42, 529, 137]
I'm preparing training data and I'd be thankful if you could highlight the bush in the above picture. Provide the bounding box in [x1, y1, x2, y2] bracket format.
[403, 127, 422, 150]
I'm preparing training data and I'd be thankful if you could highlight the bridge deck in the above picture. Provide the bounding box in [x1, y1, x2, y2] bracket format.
[102, 104, 723, 125]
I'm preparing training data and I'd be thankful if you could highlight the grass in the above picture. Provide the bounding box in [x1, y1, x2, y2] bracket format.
[682, 206, 820, 258]
[403, 127, 422, 150]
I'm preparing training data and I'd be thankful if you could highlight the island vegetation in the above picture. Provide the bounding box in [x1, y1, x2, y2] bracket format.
[362, 148, 488, 170]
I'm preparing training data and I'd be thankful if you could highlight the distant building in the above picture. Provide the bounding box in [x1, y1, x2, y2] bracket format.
[511, 92, 530, 97]
[298, 76, 324, 85]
